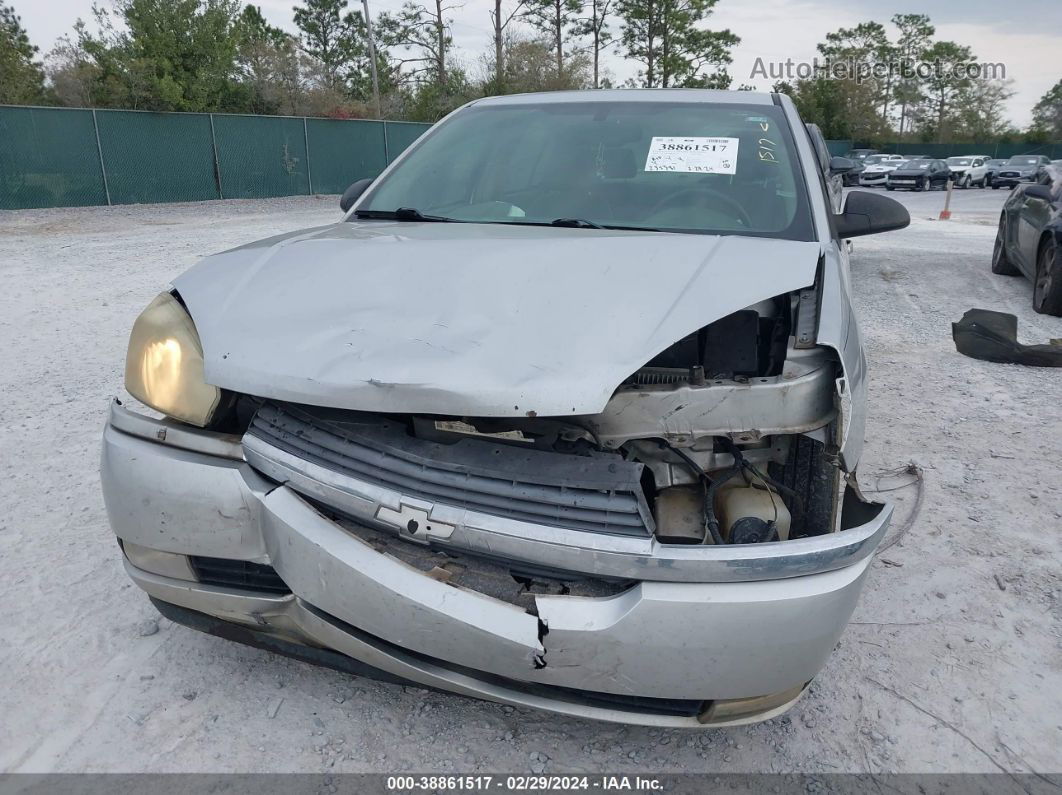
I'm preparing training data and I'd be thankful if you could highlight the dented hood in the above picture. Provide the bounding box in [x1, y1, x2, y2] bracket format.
[175, 221, 821, 417]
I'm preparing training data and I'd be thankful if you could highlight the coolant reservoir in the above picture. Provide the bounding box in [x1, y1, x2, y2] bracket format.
[716, 480, 791, 542]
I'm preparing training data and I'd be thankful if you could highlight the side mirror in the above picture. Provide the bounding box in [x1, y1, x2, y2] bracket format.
[829, 156, 855, 175]
[340, 178, 373, 212]
[834, 190, 910, 239]
[1024, 184, 1053, 201]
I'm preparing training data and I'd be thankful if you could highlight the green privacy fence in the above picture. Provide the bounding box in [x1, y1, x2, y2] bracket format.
[0, 105, 432, 210]
[826, 139, 1062, 159]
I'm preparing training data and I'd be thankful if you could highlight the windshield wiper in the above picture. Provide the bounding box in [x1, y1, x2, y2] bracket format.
[354, 207, 456, 222]
[550, 217, 604, 229]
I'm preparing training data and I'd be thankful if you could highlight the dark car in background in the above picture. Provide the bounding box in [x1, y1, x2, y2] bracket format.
[992, 165, 1062, 315]
[841, 148, 879, 185]
[995, 155, 1052, 189]
[886, 158, 951, 191]
[984, 158, 1009, 188]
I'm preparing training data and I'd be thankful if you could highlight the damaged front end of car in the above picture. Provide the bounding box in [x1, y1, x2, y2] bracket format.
[102, 238, 890, 727]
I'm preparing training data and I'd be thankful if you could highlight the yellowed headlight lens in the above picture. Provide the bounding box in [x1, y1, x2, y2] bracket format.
[124, 292, 221, 427]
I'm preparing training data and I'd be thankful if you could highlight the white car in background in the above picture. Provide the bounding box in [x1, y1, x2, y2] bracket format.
[858, 155, 906, 187]
[946, 156, 989, 188]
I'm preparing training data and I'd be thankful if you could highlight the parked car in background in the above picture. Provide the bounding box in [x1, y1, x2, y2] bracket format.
[995, 155, 1052, 189]
[946, 156, 989, 188]
[102, 89, 908, 728]
[992, 164, 1062, 315]
[886, 158, 951, 191]
[984, 158, 1010, 188]
[859, 157, 908, 187]
[841, 148, 879, 185]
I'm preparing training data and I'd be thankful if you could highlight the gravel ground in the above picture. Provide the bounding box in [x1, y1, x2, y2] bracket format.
[1, 188, 1059, 775]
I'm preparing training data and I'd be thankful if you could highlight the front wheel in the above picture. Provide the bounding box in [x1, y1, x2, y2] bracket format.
[991, 220, 1020, 275]
[914, 179, 925, 192]
[992, 184, 1001, 190]
[1033, 238, 1062, 316]
[886, 184, 894, 191]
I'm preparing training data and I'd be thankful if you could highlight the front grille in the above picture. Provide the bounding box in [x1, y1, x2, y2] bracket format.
[1000, 171, 1019, 178]
[190, 556, 291, 594]
[247, 403, 654, 536]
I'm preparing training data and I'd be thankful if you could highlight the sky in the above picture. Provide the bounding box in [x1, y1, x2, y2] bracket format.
[13, 0, 1062, 127]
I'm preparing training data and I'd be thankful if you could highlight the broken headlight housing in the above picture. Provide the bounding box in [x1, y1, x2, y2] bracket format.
[124, 292, 222, 427]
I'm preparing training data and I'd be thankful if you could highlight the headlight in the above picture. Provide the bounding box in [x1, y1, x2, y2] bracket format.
[124, 292, 222, 427]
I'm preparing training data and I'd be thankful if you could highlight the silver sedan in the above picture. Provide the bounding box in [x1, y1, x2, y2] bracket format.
[103, 89, 908, 726]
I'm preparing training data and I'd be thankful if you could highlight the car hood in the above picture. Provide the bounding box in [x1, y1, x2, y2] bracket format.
[863, 165, 896, 173]
[174, 221, 822, 417]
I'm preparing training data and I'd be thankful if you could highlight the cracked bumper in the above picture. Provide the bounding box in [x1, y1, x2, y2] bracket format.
[102, 401, 887, 727]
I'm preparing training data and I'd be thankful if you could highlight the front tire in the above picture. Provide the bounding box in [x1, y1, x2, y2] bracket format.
[1033, 238, 1062, 316]
[914, 179, 925, 192]
[991, 219, 1020, 275]
[768, 436, 837, 539]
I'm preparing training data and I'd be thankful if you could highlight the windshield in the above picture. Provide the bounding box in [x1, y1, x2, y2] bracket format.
[357, 101, 814, 240]
[947, 158, 972, 166]
[864, 155, 891, 164]
[1007, 157, 1039, 165]
[903, 159, 931, 169]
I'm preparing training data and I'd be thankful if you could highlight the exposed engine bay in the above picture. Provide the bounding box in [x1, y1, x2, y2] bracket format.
[237, 290, 844, 558]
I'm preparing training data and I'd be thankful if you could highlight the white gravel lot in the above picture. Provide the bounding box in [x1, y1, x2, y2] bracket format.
[0, 188, 1059, 775]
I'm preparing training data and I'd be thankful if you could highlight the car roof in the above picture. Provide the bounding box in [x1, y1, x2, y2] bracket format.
[469, 89, 777, 107]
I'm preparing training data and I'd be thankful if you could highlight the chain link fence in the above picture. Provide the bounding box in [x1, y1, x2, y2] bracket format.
[3, 105, 1058, 211]
[0, 105, 432, 210]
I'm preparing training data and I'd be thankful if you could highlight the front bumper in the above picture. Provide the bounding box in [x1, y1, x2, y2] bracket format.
[101, 401, 890, 727]
[858, 172, 889, 185]
[995, 173, 1035, 186]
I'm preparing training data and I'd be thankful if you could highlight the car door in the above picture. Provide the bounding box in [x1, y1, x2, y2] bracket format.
[970, 158, 986, 183]
[1016, 171, 1054, 275]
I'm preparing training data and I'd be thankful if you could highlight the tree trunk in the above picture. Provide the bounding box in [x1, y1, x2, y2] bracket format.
[937, 91, 945, 143]
[554, 0, 563, 78]
[593, 31, 600, 88]
[494, 0, 503, 85]
[660, 9, 669, 88]
[435, 0, 446, 85]
[646, 0, 656, 87]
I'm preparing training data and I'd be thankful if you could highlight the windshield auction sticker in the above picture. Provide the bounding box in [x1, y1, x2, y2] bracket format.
[644, 136, 739, 174]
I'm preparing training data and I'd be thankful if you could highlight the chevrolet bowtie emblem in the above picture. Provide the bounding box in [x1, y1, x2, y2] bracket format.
[376, 500, 455, 540]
